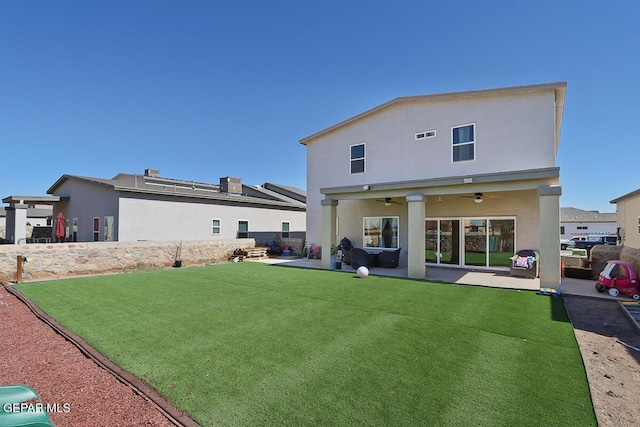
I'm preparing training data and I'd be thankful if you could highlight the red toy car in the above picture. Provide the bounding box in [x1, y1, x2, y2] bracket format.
[595, 260, 640, 299]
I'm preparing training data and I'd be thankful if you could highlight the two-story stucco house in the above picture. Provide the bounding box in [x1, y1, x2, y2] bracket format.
[301, 82, 566, 287]
[45, 169, 306, 244]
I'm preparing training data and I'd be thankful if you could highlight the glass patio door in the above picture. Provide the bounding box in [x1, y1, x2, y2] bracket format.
[488, 219, 514, 267]
[425, 220, 438, 263]
[427, 218, 514, 268]
[425, 219, 460, 265]
[464, 219, 487, 266]
[440, 219, 460, 264]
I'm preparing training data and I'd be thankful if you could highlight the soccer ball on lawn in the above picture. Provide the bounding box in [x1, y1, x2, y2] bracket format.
[356, 266, 369, 278]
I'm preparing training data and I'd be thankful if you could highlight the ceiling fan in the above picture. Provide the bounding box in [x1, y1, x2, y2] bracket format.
[376, 197, 401, 206]
[460, 192, 500, 204]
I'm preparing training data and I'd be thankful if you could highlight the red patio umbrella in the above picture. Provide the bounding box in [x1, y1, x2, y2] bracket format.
[55, 212, 66, 242]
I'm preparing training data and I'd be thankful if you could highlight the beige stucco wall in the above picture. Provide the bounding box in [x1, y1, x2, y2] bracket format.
[332, 189, 540, 266]
[0, 239, 254, 282]
[615, 195, 640, 249]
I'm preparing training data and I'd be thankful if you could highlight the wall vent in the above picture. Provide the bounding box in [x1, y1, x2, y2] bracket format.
[415, 130, 436, 140]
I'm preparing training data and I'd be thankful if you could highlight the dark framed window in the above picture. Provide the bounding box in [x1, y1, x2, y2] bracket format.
[350, 143, 365, 174]
[452, 123, 475, 162]
[282, 222, 290, 238]
[363, 217, 399, 248]
[238, 220, 249, 238]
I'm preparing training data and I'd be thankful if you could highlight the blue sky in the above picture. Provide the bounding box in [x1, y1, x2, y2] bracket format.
[1, 1, 638, 213]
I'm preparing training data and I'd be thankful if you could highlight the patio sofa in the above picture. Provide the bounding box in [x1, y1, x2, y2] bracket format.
[377, 248, 401, 268]
[351, 247, 401, 270]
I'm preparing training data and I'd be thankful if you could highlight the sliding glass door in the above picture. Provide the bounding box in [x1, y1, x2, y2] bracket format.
[488, 219, 514, 267]
[464, 219, 487, 266]
[425, 220, 438, 263]
[426, 217, 515, 268]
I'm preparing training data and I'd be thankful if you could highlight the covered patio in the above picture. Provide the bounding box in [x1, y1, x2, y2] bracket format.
[317, 175, 562, 289]
[259, 256, 608, 299]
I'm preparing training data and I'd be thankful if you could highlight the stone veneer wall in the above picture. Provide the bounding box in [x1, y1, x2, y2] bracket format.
[0, 239, 256, 282]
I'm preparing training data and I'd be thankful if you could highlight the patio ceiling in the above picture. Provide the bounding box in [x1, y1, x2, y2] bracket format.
[320, 167, 559, 201]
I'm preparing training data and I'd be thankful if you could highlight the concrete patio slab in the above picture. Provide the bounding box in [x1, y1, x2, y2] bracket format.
[254, 257, 632, 302]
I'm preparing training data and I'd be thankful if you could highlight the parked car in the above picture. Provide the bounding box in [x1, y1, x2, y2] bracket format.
[574, 236, 618, 253]
[561, 236, 588, 250]
[561, 235, 617, 250]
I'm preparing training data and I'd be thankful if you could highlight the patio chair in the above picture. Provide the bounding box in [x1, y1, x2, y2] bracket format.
[340, 237, 353, 265]
[509, 249, 539, 279]
[350, 248, 378, 270]
[377, 248, 401, 268]
[306, 244, 321, 259]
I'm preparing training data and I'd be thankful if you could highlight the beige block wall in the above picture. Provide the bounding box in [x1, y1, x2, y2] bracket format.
[0, 240, 256, 282]
[589, 245, 640, 277]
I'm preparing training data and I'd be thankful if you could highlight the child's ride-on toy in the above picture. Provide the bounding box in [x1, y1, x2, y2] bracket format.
[595, 260, 640, 299]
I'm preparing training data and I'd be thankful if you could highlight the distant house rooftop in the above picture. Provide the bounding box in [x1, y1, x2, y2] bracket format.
[0, 206, 53, 218]
[561, 207, 616, 223]
[47, 169, 306, 211]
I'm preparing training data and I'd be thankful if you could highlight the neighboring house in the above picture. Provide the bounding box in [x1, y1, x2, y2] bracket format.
[560, 207, 617, 240]
[301, 82, 566, 287]
[0, 203, 53, 241]
[610, 188, 640, 249]
[43, 169, 305, 243]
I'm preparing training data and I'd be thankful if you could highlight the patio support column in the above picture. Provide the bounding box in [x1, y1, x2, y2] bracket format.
[538, 185, 562, 288]
[406, 193, 426, 279]
[321, 198, 338, 270]
[5, 203, 28, 244]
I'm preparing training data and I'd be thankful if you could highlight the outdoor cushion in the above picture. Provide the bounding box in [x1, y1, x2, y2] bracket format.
[509, 250, 539, 278]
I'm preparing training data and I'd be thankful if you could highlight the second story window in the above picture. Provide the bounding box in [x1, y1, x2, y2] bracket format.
[452, 123, 475, 163]
[350, 143, 365, 174]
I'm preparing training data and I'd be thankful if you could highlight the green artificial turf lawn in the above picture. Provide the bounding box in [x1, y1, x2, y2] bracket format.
[16, 263, 595, 426]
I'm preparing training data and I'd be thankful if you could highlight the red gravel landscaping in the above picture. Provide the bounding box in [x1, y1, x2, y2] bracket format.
[0, 286, 177, 427]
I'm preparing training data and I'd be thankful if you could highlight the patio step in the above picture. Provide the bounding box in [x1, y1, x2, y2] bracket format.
[619, 301, 640, 332]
